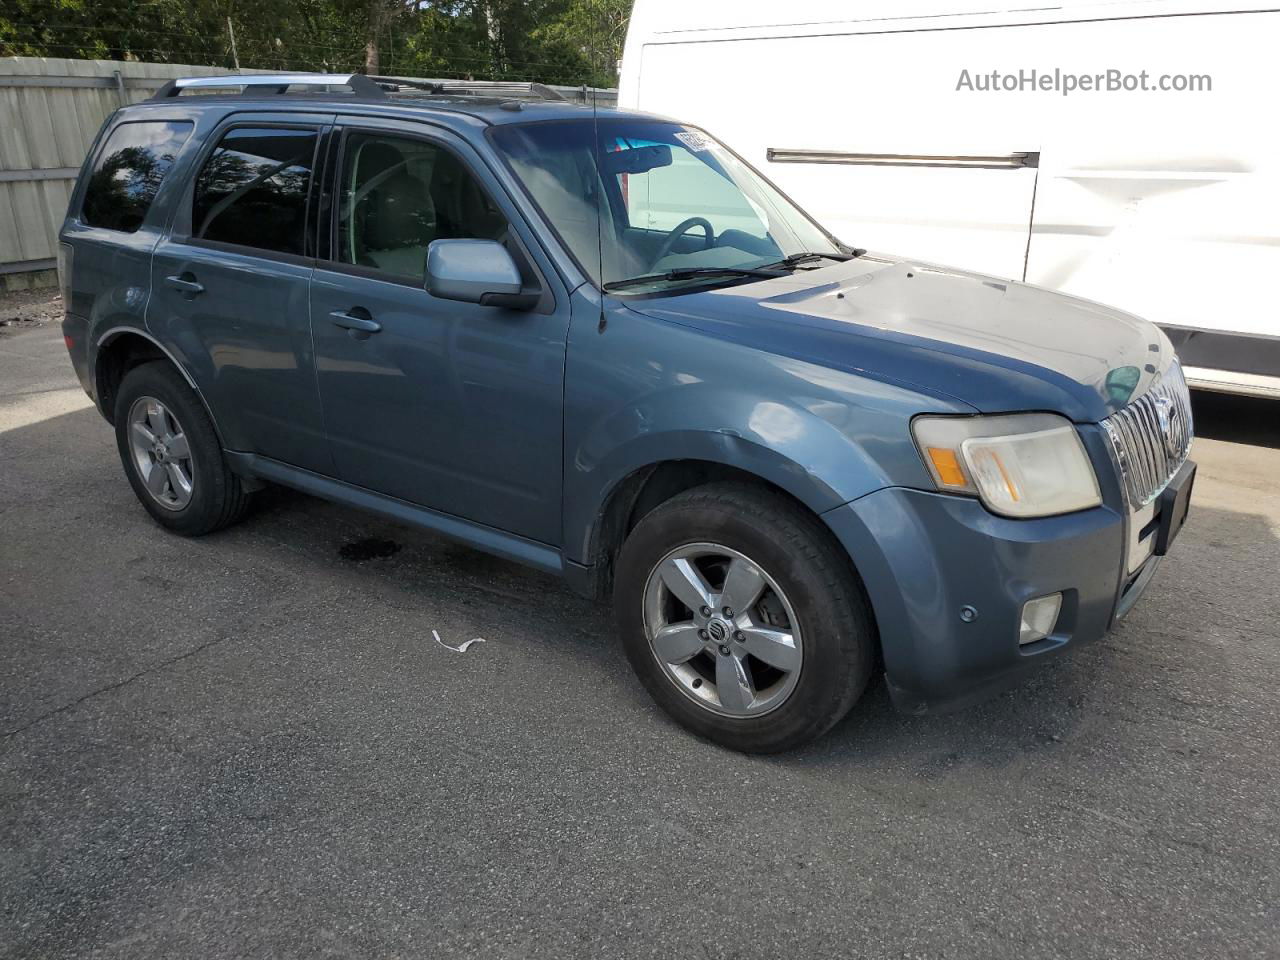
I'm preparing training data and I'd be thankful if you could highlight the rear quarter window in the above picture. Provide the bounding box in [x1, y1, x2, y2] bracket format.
[81, 120, 194, 233]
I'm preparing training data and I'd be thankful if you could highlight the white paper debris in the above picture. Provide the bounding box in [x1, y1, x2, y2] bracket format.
[432, 629, 486, 654]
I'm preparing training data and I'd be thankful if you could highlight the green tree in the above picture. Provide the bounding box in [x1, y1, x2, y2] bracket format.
[0, 0, 633, 85]
[533, 0, 630, 86]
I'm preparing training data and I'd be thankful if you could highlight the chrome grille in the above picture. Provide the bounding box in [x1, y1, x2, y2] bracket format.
[1102, 362, 1194, 509]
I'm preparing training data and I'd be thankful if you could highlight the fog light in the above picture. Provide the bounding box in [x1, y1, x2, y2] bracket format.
[1019, 593, 1062, 646]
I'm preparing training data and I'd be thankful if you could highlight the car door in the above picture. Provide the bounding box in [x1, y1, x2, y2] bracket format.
[148, 113, 333, 473]
[308, 118, 570, 546]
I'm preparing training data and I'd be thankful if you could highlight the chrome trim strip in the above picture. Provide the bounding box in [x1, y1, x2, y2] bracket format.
[1101, 362, 1194, 510]
[171, 73, 359, 90]
[152, 73, 387, 100]
[766, 149, 1039, 170]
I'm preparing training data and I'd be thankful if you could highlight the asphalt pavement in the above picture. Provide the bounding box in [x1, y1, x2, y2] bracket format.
[2, 320, 1278, 959]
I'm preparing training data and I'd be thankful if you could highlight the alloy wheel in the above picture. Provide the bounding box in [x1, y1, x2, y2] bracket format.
[642, 542, 803, 717]
[127, 396, 194, 511]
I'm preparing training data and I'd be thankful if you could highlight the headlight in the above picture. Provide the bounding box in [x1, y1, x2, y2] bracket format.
[911, 413, 1101, 518]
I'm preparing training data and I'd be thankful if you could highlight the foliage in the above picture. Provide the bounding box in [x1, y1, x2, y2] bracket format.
[0, 0, 631, 87]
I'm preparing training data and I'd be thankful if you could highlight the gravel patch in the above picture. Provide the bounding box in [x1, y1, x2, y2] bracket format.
[0, 289, 63, 333]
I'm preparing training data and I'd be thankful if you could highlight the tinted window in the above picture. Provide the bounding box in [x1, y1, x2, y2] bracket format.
[81, 120, 193, 233]
[192, 127, 318, 256]
[336, 132, 508, 280]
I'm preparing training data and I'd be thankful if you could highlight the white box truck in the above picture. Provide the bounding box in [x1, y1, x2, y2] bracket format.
[619, 0, 1280, 397]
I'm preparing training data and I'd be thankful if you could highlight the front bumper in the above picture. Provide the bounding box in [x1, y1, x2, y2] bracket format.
[823, 484, 1146, 714]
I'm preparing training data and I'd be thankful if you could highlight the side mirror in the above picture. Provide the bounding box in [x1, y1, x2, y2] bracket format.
[425, 238, 538, 310]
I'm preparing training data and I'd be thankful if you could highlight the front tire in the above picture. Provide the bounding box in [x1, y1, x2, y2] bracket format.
[614, 482, 875, 753]
[113, 361, 251, 536]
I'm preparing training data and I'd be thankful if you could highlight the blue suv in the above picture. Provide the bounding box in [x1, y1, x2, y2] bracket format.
[60, 74, 1195, 752]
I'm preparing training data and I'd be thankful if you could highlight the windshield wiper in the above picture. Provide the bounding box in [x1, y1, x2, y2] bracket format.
[603, 266, 786, 292]
[766, 251, 857, 270]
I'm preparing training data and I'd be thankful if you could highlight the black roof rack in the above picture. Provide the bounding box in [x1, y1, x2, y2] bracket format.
[150, 73, 388, 100]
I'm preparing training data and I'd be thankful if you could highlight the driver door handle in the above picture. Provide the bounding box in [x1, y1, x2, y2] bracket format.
[329, 309, 382, 338]
[164, 274, 205, 296]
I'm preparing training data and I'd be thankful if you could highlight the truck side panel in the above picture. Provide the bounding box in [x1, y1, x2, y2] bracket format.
[621, 1, 1280, 392]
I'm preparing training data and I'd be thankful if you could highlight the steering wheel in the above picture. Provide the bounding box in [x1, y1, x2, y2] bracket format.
[651, 217, 716, 266]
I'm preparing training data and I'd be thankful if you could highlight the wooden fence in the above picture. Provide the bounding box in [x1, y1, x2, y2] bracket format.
[0, 56, 617, 290]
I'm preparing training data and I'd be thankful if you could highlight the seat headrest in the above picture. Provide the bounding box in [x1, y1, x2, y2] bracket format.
[365, 170, 435, 251]
[356, 141, 406, 180]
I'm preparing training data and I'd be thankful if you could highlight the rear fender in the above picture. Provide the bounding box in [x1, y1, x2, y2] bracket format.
[94, 326, 226, 448]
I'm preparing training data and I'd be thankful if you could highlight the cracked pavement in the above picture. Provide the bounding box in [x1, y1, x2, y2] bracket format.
[2, 321, 1278, 959]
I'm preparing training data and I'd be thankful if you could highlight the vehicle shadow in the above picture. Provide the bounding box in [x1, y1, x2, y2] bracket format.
[784, 496, 1278, 775]
[1190, 389, 1280, 448]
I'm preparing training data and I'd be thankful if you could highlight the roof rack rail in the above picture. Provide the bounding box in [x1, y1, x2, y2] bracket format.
[368, 76, 568, 102]
[151, 73, 388, 100]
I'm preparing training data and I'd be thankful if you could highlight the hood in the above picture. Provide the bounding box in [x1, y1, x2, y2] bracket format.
[622, 255, 1173, 422]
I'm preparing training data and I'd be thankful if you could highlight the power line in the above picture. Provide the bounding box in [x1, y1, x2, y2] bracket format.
[3, 32, 579, 72]
[2, 12, 621, 83]
[3, 22, 593, 69]
[5, 45, 577, 82]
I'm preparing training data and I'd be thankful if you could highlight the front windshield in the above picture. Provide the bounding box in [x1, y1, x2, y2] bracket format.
[489, 117, 845, 294]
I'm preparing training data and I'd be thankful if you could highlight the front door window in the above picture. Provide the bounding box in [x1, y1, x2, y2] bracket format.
[336, 132, 509, 281]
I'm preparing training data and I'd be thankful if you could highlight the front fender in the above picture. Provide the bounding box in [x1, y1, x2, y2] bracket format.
[561, 299, 976, 565]
[565, 414, 866, 565]
[563, 308, 979, 566]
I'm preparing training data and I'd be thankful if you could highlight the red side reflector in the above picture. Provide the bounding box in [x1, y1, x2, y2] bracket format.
[64, 335, 74, 350]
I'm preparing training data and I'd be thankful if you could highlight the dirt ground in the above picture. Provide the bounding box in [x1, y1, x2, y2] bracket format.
[0, 288, 63, 333]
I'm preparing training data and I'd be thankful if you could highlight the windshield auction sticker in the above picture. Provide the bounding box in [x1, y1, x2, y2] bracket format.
[674, 130, 713, 152]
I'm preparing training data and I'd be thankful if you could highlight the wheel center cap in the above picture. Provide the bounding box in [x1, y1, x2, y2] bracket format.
[154, 443, 168, 463]
[706, 618, 730, 644]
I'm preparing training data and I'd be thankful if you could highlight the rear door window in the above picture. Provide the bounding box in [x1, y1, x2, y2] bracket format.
[81, 120, 193, 233]
[191, 127, 319, 256]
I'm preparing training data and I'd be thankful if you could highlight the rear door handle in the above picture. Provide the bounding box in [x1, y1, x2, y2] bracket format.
[164, 274, 205, 296]
[329, 309, 382, 338]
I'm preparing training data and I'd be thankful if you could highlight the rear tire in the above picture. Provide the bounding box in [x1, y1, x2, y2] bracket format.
[113, 361, 252, 536]
[614, 482, 875, 753]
